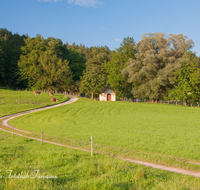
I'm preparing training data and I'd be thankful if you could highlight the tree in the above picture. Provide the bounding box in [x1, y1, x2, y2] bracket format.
[18, 35, 73, 90]
[168, 52, 200, 105]
[0, 40, 5, 83]
[122, 33, 194, 102]
[67, 48, 86, 81]
[79, 57, 107, 99]
[0, 28, 26, 87]
[105, 37, 136, 97]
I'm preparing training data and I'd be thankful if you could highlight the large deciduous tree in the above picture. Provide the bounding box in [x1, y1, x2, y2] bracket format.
[79, 57, 107, 99]
[122, 33, 194, 101]
[168, 52, 200, 105]
[18, 35, 72, 91]
[105, 37, 136, 97]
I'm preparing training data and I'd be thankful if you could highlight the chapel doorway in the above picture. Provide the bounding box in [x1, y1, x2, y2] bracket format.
[107, 93, 111, 101]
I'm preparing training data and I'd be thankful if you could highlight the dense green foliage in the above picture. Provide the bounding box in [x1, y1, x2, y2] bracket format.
[1, 28, 199, 101]
[169, 52, 200, 104]
[80, 57, 108, 98]
[0, 29, 26, 88]
[105, 37, 136, 97]
[18, 35, 73, 91]
[122, 33, 194, 101]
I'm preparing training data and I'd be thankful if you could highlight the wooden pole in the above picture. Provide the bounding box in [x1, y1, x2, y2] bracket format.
[91, 136, 93, 156]
[41, 130, 43, 145]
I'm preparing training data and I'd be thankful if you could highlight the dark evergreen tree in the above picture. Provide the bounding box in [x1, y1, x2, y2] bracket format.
[0, 28, 26, 88]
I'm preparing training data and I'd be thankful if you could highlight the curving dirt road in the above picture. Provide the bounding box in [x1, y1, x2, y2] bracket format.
[1, 96, 200, 178]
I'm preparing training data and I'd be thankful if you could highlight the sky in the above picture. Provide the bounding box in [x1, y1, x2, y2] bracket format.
[1, 0, 200, 55]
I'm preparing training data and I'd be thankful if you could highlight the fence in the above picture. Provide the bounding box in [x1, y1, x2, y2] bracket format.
[119, 97, 200, 107]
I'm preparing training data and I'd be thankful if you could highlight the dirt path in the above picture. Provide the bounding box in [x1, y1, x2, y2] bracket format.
[1, 97, 200, 178]
[1, 96, 78, 132]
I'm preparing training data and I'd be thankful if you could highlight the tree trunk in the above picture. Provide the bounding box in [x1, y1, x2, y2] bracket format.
[91, 92, 93, 99]
[184, 101, 187, 106]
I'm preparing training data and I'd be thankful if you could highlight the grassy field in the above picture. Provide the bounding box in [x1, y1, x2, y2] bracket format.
[9, 98, 200, 172]
[0, 89, 69, 117]
[0, 130, 200, 189]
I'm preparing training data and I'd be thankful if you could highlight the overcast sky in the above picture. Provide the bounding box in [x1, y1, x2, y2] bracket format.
[1, 0, 200, 55]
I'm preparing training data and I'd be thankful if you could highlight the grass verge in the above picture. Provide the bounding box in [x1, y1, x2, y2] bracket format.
[0, 130, 200, 189]
[0, 89, 69, 117]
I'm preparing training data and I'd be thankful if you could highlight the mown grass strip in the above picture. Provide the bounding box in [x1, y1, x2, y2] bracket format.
[8, 98, 200, 172]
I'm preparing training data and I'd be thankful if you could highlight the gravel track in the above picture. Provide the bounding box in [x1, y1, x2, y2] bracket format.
[1, 96, 200, 178]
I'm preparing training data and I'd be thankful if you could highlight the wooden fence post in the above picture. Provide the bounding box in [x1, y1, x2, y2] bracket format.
[91, 136, 93, 156]
[41, 130, 43, 145]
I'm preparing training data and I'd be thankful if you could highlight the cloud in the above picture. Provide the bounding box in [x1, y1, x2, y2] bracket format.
[37, 0, 61, 2]
[67, 0, 103, 7]
[114, 39, 122, 42]
[37, 0, 103, 7]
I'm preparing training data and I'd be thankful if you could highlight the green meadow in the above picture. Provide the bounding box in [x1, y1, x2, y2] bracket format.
[9, 98, 200, 171]
[0, 130, 200, 189]
[0, 89, 69, 117]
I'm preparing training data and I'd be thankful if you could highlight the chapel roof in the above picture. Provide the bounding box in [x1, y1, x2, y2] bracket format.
[100, 84, 116, 93]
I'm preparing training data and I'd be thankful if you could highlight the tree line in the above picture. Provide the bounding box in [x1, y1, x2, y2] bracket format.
[0, 28, 199, 104]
